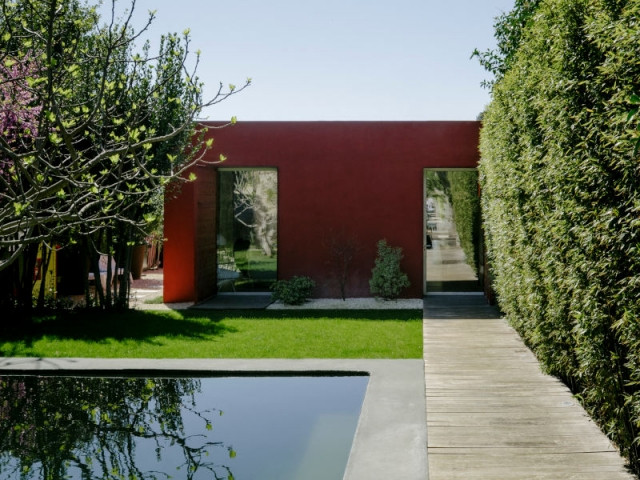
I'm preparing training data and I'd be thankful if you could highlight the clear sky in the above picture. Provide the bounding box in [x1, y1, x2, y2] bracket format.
[100, 0, 515, 121]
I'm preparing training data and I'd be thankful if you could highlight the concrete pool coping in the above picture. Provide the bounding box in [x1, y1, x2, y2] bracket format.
[0, 358, 427, 480]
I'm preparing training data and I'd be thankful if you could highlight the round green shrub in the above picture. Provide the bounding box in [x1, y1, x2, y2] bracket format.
[270, 276, 316, 305]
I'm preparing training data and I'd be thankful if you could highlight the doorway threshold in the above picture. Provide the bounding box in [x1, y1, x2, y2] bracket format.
[191, 292, 274, 310]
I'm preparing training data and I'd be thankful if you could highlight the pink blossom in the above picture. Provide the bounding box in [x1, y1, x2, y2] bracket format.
[0, 55, 42, 179]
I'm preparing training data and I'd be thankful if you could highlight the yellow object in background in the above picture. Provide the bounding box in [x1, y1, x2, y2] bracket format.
[33, 244, 57, 299]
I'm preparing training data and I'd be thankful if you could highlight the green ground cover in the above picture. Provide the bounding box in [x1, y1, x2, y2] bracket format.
[0, 309, 422, 359]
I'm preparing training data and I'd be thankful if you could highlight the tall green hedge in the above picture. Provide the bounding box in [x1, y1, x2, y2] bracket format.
[449, 170, 482, 275]
[480, 0, 640, 472]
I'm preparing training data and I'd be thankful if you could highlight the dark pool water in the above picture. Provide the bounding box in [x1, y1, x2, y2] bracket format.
[0, 374, 369, 480]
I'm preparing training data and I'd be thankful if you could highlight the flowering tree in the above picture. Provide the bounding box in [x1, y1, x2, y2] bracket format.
[0, 0, 249, 313]
[0, 56, 41, 183]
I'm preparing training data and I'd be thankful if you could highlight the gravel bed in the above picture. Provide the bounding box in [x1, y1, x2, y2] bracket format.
[268, 298, 424, 310]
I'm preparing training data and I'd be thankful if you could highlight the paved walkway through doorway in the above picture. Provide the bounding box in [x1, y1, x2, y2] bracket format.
[424, 294, 635, 479]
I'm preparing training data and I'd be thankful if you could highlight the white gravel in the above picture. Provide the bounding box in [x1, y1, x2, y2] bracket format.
[267, 297, 424, 310]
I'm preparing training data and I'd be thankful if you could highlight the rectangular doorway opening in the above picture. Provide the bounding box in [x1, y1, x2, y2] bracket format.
[423, 169, 483, 294]
[217, 169, 278, 293]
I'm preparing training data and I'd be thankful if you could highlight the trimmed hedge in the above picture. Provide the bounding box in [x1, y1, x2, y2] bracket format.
[449, 170, 482, 275]
[480, 0, 640, 472]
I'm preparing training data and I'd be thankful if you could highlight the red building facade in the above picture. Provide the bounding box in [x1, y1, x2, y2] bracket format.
[164, 121, 481, 302]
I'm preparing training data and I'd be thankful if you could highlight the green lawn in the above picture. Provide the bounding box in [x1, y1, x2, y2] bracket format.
[0, 309, 423, 359]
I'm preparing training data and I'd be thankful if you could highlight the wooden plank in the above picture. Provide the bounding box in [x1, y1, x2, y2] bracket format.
[428, 452, 634, 480]
[423, 299, 635, 480]
[427, 411, 596, 427]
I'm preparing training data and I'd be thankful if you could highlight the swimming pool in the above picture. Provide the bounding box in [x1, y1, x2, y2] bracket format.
[0, 358, 428, 479]
[0, 373, 368, 480]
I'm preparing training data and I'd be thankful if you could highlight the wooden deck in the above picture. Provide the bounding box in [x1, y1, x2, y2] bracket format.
[424, 294, 635, 480]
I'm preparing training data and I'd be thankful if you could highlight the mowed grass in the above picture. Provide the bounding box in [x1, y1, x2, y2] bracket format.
[0, 309, 423, 359]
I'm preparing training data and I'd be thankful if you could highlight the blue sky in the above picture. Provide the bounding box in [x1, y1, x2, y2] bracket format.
[101, 0, 515, 121]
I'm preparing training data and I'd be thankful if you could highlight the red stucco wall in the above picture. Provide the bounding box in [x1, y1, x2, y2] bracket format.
[164, 177, 196, 302]
[164, 121, 480, 302]
[164, 165, 217, 302]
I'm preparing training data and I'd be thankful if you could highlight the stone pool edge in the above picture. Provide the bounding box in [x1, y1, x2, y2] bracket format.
[0, 358, 427, 480]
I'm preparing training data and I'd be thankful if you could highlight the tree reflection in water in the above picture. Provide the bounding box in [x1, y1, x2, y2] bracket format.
[0, 375, 235, 480]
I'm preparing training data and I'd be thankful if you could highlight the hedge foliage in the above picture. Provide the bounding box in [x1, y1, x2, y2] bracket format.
[449, 170, 482, 275]
[479, 0, 640, 472]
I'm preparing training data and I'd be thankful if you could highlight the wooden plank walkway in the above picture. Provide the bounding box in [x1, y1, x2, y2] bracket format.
[424, 294, 635, 480]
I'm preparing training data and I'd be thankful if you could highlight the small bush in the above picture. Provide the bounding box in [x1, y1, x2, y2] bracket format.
[369, 240, 410, 300]
[271, 276, 316, 305]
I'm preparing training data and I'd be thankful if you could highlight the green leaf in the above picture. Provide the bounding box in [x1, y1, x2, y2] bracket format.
[188, 172, 197, 181]
[630, 94, 640, 104]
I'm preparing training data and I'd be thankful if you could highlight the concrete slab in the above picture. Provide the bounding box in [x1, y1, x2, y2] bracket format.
[0, 358, 427, 480]
[191, 292, 274, 310]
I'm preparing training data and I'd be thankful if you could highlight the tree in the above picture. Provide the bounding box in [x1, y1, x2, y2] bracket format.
[233, 170, 278, 257]
[324, 229, 359, 300]
[0, 0, 250, 313]
[0, 375, 236, 479]
[472, 0, 541, 89]
[0, 55, 41, 183]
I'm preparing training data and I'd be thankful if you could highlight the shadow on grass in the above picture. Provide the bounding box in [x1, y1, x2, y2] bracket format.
[185, 309, 423, 322]
[0, 308, 421, 357]
[0, 310, 238, 347]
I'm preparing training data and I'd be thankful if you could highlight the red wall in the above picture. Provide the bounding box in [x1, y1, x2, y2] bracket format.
[164, 165, 217, 302]
[164, 121, 480, 302]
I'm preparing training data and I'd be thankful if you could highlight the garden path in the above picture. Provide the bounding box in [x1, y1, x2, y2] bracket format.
[424, 294, 635, 479]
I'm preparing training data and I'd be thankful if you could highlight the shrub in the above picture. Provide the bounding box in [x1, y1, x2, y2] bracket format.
[369, 240, 410, 300]
[270, 276, 316, 305]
